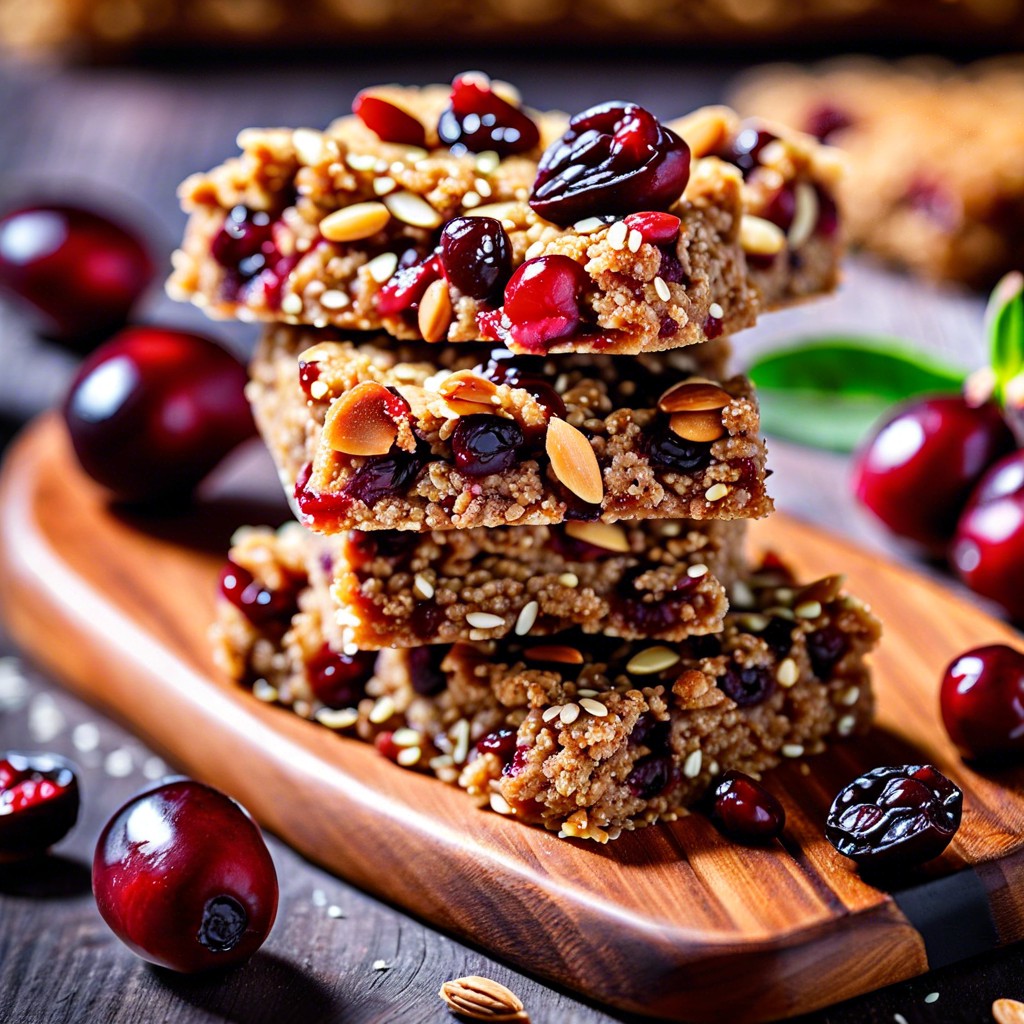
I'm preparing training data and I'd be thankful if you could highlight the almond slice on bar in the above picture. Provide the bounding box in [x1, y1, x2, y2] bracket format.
[323, 381, 399, 456]
[546, 417, 603, 506]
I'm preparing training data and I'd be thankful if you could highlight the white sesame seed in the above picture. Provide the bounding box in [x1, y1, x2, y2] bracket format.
[579, 697, 609, 717]
[776, 658, 799, 688]
[574, 216, 605, 234]
[489, 792, 514, 816]
[795, 600, 822, 619]
[708, 302, 724, 319]
[558, 572, 579, 588]
[396, 746, 421, 767]
[542, 705, 564, 723]
[315, 707, 359, 729]
[372, 959, 391, 971]
[781, 743, 805, 758]
[514, 600, 539, 636]
[924, 993, 939, 1004]
[560, 703, 581, 725]
[372, 176, 396, 196]
[412, 574, 434, 600]
[627, 228, 643, 252]
[309, 380, 329, 401]
[366, 251, 398, 283]
[626, 646, 682, 675]
[730, 581, 756, 609]
[578, 688, 598, 698]
[686, 563, 709, 579]
[466, 611, 504, 630]
[462, 191, 481, 208]
[474, 178, 492, 197]
[327, 904, 345, 918]
[451, 719, 471, 764]
[683, 750, 703, 778]
[524, 239, 545, 260]
[280, 293, 303, 316]
[369, 695, 396, 724]
[707, 760, 720, 776]
[607, 221, 628, 250]
[837, 714, 857, 737]
[654, 276, 671, 301]
[840, 686, 860, 706]
[346, 152, 377, 171]
[740, 613, 769, 631]
[252, 679, 278, 703]
[475, 151, 500, 174]
[319, 289, 350, 310]
[391, 727, 420, 747]
[705, 483, 730, 502]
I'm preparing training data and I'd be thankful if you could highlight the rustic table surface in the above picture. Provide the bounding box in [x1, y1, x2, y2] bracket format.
[0, 50, 1020, 1024]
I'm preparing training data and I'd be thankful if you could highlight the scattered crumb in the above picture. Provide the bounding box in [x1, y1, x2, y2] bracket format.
[141, 756, 170, 780]
[924, 992, 939, 1004]
[372, 960, 390, 971]
[0, 659, 29, 711]
[326, 905, 345, 919]
[311, 889, 327, 907]
[28, 694, 64, 742]
[72, 722, 100, 752]
[103, 748, 134, 778]
[894, 1015, 908, 1024]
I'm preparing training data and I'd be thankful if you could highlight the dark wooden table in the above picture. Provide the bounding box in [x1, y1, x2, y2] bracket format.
[0, 51, 1021, 1024]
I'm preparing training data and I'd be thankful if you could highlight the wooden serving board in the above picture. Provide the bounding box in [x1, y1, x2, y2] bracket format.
[2, 415, 1024, 1023]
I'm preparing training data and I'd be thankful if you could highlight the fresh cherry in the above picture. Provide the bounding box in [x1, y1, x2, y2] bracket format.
[0, 752, 79, 859]
[825, 764, 962, 869]
[438, 72, 539, 157]
[952, 450, 1024, 621]
[0, 203, 153, 347]
[439, 216, 512, 300]
[450, 415, 524, 477]
[63, 327, 255, 503]
[941, 644, 1024, 761]
[851, 397, 1014, 553]
[306, 645, 376, 709]
[530, 101, 690, 225]
[219, 559, 303, 628]
[709, 771, 785, 844]
[352, 90, 427, 147]
[93, 778, 278, 972]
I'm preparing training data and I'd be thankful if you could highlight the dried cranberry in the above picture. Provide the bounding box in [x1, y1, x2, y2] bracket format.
[623, 211, 681, 244]
[657, 244, 685, 284]
[211, 205, 274, 271]
[645, 420, 715, 474]
[825, 765, 962, 869]
[451, 415, 524, 477]
[307, 644, 376, 708]
[806, 625, 848, 679]
[0, 752, 79, 859]
[530, 102, 690, 225]
[761, 184, 797, 233]
[717, 123, 777, 178]
[374, 253, 442, 316]
[506, 746, 528, 777]
[298, 359, 322, 400]
[759, 617, 795, 658]
[219, 559, 302, 628]
[475, 727, 518, 765]
[804, 104, 854, 143]
[407, 645, 447, 696]
[93, 778, 278, 972]
[629, 712, 671, 753]
[483, 359, 567, 423]
[438, 72, 539, 157]
[703, 310, 723, 339]
[719, 663, 775, 707]
[0, 203, 153, 347]
[627, 754, 681, 799]
[352, 90, 427, 147]
[903, 178, 961, 231]
[709, 770, 785, 844]
[439, 216, 512, 300]
[374, 732, 403, 762]
[344, 447, 425, 508]
[615, 566, 699, 634]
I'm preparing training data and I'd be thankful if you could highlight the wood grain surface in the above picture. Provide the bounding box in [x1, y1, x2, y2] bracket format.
[3, 416, 1024, 1023]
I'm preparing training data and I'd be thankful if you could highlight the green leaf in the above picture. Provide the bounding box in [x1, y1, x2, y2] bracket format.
[986, 271, 1024, 400]
[747, 336, 968, 453]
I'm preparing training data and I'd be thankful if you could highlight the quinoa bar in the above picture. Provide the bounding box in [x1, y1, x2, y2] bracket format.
[249, 325, 772, 533]
[168, 78, 843, 355]
[731, 57, 1024, 287]
[212, 526, 879, 841]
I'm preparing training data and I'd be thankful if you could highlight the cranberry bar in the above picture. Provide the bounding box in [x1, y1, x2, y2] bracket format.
[250, 326, 771, 533]
[168, 76, 842, 354]
[731, 57, 1024, 287]
[212, 528, 879, 841]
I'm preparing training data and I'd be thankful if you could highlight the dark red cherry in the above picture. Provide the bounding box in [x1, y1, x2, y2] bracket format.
[0, 752, 79, 859]
[219, 559, 303, 628]
[451, 415, 524, 477]
[475, 727, 518, 766]
[352, 90, 427, 147]
[717, 123, 777, 178]
[627, 754, 681, 799]
[344, 447, 425, 508]
[709, 770, 785, 844]
[439, 216, 512, 300]
[851, 397, 1014, 553]
[0, 203, 153, 347]
[952, 450, 1024, 621]
[804, 104, 854, 143]
[623, 211, 681, 244]
[438, 72, 539, 157]
[407, 645, 448, 696]
[825, 764, 962, 869]
[940, 644, 1024, 761]
[530, 101, 690, 225]
[806, 625, 848, 679]
[718, 663, 775, 707]
[62, 327, 255, 503]
[93, 778, 278, 972]
[211, 206, 297, 308]
[307, 644, 377, 709]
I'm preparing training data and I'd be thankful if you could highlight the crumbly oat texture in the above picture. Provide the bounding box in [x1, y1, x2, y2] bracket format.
[168, 87, 842, 354]
[249, 325, 772, 533]
[212, 525, 879, 841]
[731, 57, 1024, 287]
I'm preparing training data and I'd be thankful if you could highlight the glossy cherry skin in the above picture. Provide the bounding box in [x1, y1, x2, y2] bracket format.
[93, 778, 278, 973]
[952, 450, 1024, 621]
[940, 645, 1024, 761]
[851, 397, 1014, 553]
[352, 91, 427, 147]
[0, 752, 80, 860]
[63, 326, 255, 503]
[438, 72, 539, 156]
[439, 216, 512, 300]
[0, 203, 153, 347]
[709, 770, 785, 844]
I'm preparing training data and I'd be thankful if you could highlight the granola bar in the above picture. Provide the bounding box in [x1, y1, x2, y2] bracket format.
[212, 526, 879, 841]
[731, 57, 1024, 287]
[249, 325, 772, 533]
[168, 81, 842, 354]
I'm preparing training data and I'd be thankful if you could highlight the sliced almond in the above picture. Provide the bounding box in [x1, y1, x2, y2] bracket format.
[319, 201, 391, 243]
[383, 190, 442, 228]
[323, 381, 399, 456]
[417, 278, 452, 343]
[438, 369, 501, 406]
[626, 646, 681, 675]
[524, 645, 584, 665]
[658, 380, 732, 413]
[546, 417, 603, 506]
[787, 182, 819, 249]
[668, 105, 738, 159]
[993, 998, 1024, 1024]
[439, 975, 528, 1023]
[565, 521, 630, 553]
[669, 409, 726, 443]
[740, 215, 786, 257]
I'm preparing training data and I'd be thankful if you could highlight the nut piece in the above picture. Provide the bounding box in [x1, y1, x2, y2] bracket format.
[323, 381, 399, 456]
[787, 182, 819, 249]
[439, 975, 528, 1022]
[384, 190, 443, 228]
[319, 202, 391, 243]
[626, 646, 682, 675]
[669, 410, 726, 443]
[524, 645, 584, 665]
[439, 370, 501, 407]
[418, 279, 452, 343]
[994, 999, 1024, 1024]
[740, 215, 786, 257]
[565, 521, 630, 553]
[658, 380, 732, 413]
[668, 105, 738, 159]
[546, 417, 604, 506]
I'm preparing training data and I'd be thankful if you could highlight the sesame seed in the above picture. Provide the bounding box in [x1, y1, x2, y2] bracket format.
[462, 190, 481, 208]
[396, 746, 421, 767]
[542, 705, 564, 723]
[579, 697, 609, 717]
[466, 611, 504, 630]
[574, 216, 605, 234]
[837, 714, 857, 737]
[366, 251, 399, 283]
[654, 276, 671, 301]
[319, 289, 351, 310]
[280, 293, 303, 315]
[607, 221, 628, 250]
[391, 727, 419, 747]
[578, 688, 598, 698]
[781, 743, 805, 758]
[627, 228, 643, 252]
[687, 563, 709, 579]
[707, 760, 720, 776]
[345, 152, 377, 171]
[368, 695, 396, 724]
[412, 574, 434, 600]
[315, 707, 359, 729]
[475, 150, 500, 174]
[252, 679, 278, 703]
[705, 483, 730, 502]
[683, 750, 703, 778]
[475, 178, 492, 197]
[740, 613, 769, 631]
[795, 600, 822, 619]
[558, 572, 579, 588]
[309, 380, 329, 401]
[730, 581, 755, 608]
[924, 993, 939, 1004]
[490, 792, 514, 815]
[514, 600, 539, 636]
[372, 176, 396, 196]
[840, 686, 860, 706]
[560, 703, 581, 725]
[709, 301, 724, 319]
[327, 904, 345, 918]
[776, 658, 799, 688]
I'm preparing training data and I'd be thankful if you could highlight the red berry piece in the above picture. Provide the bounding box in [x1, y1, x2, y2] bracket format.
[709, 770, 785, 844]
[851, 397, 1014, 553]
[219, 559, 304, 628]
[450, 415, 524, 476]
[93, 779, 278, 972]
[825, 764, 962, 869]
[627, 754, 681, 799]
[718, 663, 775, 707]
[211, 205, 297, 308]
[374, 731, 403, 762]
[530, 102, 690, 225]
[0, 752, 79, 859]
[803, 104, 854, 143]
[475, 727, 518, 771]
[62, 327, 255, 503]
[407, 645, 448, 696]
[352, 90, 427, 147]
[439, 216, 512, 300]
[374, 252, 442, 316]
[438, 72, 539, 157]
[952, 450, 1024, 621]
[717, 123, 778, 178]
[623, 211, 681, 244]
[941, 644, 1024, 761]
[307, 644, 377, 709]
[0, 203, 153, 347]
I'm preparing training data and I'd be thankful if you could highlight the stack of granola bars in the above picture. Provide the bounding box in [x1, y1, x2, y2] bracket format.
[170, 76, 880, 842]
